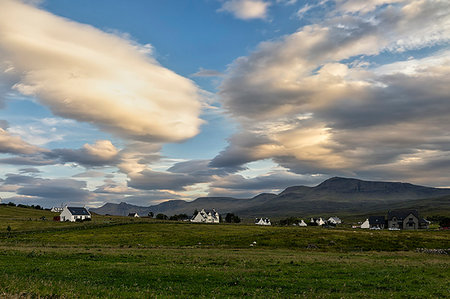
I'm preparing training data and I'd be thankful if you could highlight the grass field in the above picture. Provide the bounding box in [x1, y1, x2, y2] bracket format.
[0, 206, 449, 298]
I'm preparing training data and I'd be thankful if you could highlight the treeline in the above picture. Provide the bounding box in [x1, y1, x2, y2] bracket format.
[149, 212, 241, 223]
[0, 202, 46, 210]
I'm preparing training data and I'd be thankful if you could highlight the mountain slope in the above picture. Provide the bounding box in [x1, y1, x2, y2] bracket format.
[90, 177, 450, 217]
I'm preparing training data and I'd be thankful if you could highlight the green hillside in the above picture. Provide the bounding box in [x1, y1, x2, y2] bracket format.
[1, 205, 449, 298]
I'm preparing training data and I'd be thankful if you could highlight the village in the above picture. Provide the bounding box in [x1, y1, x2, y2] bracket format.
[50, 205, 439, 230]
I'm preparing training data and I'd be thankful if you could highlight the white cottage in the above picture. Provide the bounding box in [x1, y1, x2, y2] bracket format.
[128, 212, 140, 218]
[51, 206, 63, 213]
[327, 216, 342, 225]
[360, 219, 370, 229]
[316, 218, 326, 226]
[299, 219, 308, 227]
[60, 206, 91, 222]
[255, 218, 271, 226]
[191, 209, 220, 223]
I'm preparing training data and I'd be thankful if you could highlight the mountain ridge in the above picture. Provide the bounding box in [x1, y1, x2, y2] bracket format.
[90, 177, 450, 217]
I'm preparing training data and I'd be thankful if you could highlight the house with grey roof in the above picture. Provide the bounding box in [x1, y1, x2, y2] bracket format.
[255, 218, 271, 226]
[191, 209, 220, 223]
[327, 216, 342, 225]
[369, 216, 386, 229]
[387, 209, 430, 230]
[60, 206, 91, 222]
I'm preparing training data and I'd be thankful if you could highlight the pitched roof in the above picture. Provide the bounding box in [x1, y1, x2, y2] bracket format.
[369, 216, 385, 225]
[67, 207, 90, 216]
[387, 209, 419, 220]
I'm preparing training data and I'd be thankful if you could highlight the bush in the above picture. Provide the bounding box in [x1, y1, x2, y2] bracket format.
[169, 214, 189, 221]
[439, 217, 450, 228]
[156, 213, 168, 220]
[225, 213, 241, 223]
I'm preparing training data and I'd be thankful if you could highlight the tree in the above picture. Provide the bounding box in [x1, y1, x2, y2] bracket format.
[439, 217, 450, 228]
[169, 214, 189, 221]
[225, 213, 241, 223]
[155, 213, 168, 220]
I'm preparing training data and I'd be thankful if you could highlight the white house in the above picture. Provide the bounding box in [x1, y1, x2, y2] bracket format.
[299, 219, 307, 227]
[191, 209, 220, 223]
[327, 216, 342, 225]
[255, 218, 271, 226]
[128, 212, 140, 218]
[316, 218, 326, 226]
[360, 219, 370, 229]
[60, 206, 91, 222]
[51, 206, 63, 213]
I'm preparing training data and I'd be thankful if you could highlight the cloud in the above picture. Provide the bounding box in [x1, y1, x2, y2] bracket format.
[0, 0, 203, 143]
[127, 169, 206, 191]
[0, 128, 45, 155]
[0, 120, 8, 129]
[19, 167, 41, 174]
[72, 170, 107, 178]
[191, 68, 224, 77]
[216, 0, 450, 186]
[218, 0, 270, 20]
[276, 0, 297, 5]
[0, 155, 56, 166]
[210, 171, 324, 192]
[1, 173, 92, 206]
[51, 140, 119, 167]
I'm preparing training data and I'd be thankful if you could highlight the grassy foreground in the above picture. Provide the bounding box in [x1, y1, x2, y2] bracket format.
[0, 206, 449, 298]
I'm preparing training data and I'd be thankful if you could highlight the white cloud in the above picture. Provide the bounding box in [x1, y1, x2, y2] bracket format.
[0, 128, 44, 155]
[216, 0, 450, 186]
[0, 0, 203, 143]
[218, 0, 270, 20]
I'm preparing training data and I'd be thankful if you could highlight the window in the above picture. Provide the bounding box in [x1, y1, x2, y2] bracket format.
[409, 218, 413, 221]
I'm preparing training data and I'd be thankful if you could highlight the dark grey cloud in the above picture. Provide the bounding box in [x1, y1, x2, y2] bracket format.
[128, 169, 206, 191]
[1, 174, 91, 207]
[0, 155, 56, 166]
[169, 159, 243, 176]
[4, 174, 38, 185]
[210, 133, 274, 168]
[211, 172, 324, 191]
[0, 120, 8, 129]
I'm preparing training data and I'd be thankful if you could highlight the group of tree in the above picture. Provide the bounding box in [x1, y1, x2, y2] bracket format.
[169, 214, 189, 221]
[0, 202, 44, 210]
[224, 213, 241, 223]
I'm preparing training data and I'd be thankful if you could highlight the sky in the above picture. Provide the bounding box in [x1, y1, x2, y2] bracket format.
[0, 0, 449, 208]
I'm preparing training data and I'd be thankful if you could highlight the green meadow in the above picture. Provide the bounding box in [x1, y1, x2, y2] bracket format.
[0, 206, 449, 298]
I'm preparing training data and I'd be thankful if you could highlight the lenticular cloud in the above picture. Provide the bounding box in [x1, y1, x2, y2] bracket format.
[0, 0, 203, 143]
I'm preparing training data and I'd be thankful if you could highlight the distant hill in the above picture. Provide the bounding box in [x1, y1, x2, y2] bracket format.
[90, 177, 450, 218]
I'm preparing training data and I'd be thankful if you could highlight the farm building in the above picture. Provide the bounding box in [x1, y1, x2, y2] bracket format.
[360, 210, 429, 230]
[387, 209, 429, 230]
[316, 218, 326, 226]
[369, 216, 386, 229]
[50, 206, 63, 213]
[60, 206, 91, 222]
[360, 219, 370, 229]
[299, 219, 307, 227]
[191, 209, 220, 223]
[128, 212, 140, 217]
[327, 216, 342, 225]
[255, 218, 271, 226]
